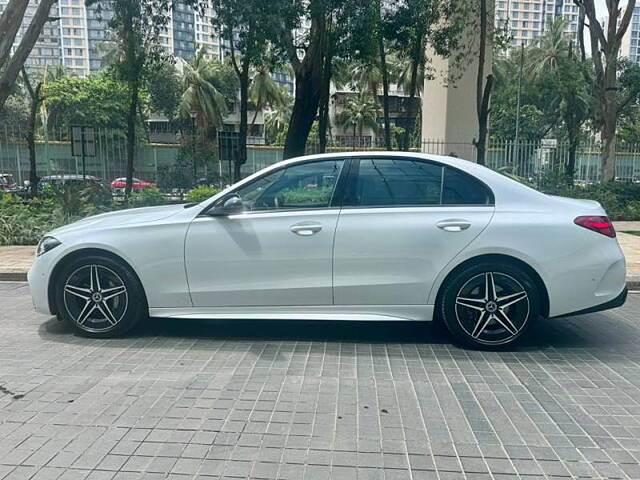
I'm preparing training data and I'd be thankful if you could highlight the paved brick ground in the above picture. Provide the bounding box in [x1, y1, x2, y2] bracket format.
[2, 283, 640, 479]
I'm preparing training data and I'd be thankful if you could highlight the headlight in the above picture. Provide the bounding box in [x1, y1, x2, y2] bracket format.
[36, 236, 61, 257]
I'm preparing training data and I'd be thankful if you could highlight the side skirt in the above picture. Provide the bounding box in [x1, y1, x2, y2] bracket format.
[148, 305, 434, 322]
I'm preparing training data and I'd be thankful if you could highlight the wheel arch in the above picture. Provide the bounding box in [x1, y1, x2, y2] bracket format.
[433, 253, 550, 319]
[47, 247, 148, 315]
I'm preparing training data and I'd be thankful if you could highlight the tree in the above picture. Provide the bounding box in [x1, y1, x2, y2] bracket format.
[528, 20, 591, 182]
[336, 92, 380, 149]
[264, 88, 293, 145]
[86, 0, 204, 197]
[0, 0, 59, 111]
[249, 63, 287, 126]
[44, 72, 131, 131]
[148, 59, 182, 121]
[386, 0, 466, 151]
[212, 0, 287, 182]
[575, 0, 638, 181]
[20, 68, 45, 196]
[178, 49, 233, 134]
[280, 0, 377, 158]
[473, 0, 493, 166]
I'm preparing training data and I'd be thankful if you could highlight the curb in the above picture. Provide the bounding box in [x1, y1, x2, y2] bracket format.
[0, 272, 27, 282]
[2, 271, 640, 291]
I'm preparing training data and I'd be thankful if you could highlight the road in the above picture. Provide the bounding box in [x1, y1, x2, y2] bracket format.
[1, 282, 640, 479]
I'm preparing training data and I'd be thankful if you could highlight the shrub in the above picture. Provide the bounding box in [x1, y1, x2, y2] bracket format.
[128, 186, 167, 208]
[185, 185, 220, 203]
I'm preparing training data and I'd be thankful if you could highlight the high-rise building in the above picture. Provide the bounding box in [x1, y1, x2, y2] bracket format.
[0, 0, 227, 75]
[620, 7, 640, 63]
[495, 0, 580, 50]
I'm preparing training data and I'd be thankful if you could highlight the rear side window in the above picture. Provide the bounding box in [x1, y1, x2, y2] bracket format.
[352, 158, 442, 206]
[348, 158, 493, 207]
[442, 167, 492, 205]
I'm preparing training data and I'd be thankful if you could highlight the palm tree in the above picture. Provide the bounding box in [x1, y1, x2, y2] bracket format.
[336, 92, 381, 150]
[249, 65, 287, 127]
[528, 20, 591, 183]
[264, 88, 293, 145]
[178, 48, 229, 134]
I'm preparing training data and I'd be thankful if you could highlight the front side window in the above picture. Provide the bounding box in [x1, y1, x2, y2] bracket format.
[235, 159, 345, 212]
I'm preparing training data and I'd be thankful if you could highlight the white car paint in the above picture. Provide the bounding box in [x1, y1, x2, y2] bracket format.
[28, 152, 627, 324]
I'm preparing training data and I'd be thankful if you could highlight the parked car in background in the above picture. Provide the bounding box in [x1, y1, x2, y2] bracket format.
[29, 152, 627, 348]
[0, 173, 19, 193]
[110, 177, 156, 192]
[39, 174, 104, 188]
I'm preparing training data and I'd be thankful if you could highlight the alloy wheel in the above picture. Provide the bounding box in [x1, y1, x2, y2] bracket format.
[63, 264, 128, 333]
[454, 272, 530, 345]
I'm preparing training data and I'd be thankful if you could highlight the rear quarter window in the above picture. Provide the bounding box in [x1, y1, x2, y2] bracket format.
[442, 167, 493, 205]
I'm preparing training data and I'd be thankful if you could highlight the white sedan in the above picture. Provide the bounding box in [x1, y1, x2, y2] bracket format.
[28, 152, 627, 348]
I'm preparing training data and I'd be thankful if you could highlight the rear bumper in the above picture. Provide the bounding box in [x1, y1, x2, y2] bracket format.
[554, 287, 628, 318]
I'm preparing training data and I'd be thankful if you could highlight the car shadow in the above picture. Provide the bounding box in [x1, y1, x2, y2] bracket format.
[37, 309, 636, 353]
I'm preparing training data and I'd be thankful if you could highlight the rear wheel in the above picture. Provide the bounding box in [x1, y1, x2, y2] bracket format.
[440, 262, 540, 348]
[54, 255, 146, 338]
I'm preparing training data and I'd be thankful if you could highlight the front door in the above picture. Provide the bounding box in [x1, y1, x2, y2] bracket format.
[333, 157, 495, 305]
[185, 158, 346, 307]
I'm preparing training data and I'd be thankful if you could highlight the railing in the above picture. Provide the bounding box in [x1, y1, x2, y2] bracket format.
[2, 125, 640, 187]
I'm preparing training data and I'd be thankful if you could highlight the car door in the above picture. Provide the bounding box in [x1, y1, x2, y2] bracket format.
[333, 157, 495, 305]
[185, 158, 347, 307]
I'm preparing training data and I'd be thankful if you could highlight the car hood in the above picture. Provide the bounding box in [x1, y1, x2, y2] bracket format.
[49, 203, 188, 237]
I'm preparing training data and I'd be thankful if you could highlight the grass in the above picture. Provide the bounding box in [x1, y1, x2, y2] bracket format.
[622, 231, 640, 237]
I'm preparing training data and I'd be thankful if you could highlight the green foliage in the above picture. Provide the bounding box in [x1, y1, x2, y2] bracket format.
[540, 182, 640, 221]
[44, 72, 132, 130]
[282, 186, 332, 205]
[185, 185, 221, 203]
[148, 59, 182, 120]
[179, 49, 238, 129]
[0, 196, 68, 246]
[128, 186, 166, 208]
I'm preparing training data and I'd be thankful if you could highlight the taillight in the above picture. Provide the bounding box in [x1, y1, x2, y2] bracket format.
[574, 216, 616, 238]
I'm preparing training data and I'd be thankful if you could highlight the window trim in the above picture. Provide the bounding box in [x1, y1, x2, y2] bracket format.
[199, 157, 353, 216]
[342, 156, 495, 209]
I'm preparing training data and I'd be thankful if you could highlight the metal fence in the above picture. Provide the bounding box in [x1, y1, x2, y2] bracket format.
[2, 125, 640, 187]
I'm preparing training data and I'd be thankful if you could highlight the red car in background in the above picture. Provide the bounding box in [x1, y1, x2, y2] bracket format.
[110, 177, 156, 191]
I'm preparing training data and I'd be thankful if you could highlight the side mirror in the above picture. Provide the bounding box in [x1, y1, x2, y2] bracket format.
[209, 195, 244, 216]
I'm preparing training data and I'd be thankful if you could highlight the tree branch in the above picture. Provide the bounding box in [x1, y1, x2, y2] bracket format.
[0, 0, 31, 70]
[0, 0, 58, 111]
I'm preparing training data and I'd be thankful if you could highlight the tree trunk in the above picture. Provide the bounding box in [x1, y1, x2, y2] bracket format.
[283, 15, 326, 159]
[26, 83, 43, 197]
[378, 34, 392, 151]
[0, 0, 30, 70]
[318, 51, 333, 154]
[475, 75, 493, 166]
[567, 141, 577, 185]
[0, 0, 58, 111]
[601, 117, 617, 182]
[125, 79, 139, 198]
[235, 61, 249, 183]
[401, 39, 421, 151]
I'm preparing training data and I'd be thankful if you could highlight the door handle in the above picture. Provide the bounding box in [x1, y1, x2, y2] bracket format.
[290, 223, 323, 236]
[436, 219, 471, 232]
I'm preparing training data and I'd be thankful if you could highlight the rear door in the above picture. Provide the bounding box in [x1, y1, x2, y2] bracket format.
[332, 157, 495, 305]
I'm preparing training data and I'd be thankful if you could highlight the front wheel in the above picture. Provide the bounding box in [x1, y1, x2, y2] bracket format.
[54, 255, 146, 338]
[440, 262, 540, 349]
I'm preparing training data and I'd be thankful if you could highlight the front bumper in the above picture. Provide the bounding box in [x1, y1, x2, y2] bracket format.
[554, 287, 628, 318]
[27, 251, 57, 315]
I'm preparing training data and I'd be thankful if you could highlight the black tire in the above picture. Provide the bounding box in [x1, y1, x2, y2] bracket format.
[54, 254, 146, 338]
[439, 262, 540, 349]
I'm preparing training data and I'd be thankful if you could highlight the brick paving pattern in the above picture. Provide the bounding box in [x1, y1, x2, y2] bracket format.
[1, 283, 640, 479]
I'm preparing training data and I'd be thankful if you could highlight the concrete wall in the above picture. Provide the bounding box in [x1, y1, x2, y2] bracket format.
[422, 0, 494, 161]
